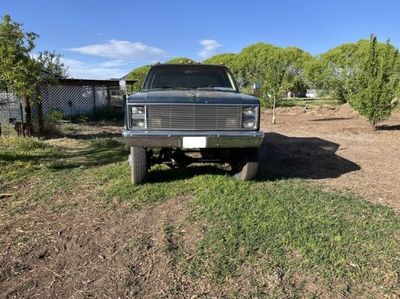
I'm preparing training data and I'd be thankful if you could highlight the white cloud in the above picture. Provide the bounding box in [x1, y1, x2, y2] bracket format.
[67, 39, 169, 61]
[98, 60, 126, 68]
[198, 39, 221, 58]
[62, 58, 131, 79]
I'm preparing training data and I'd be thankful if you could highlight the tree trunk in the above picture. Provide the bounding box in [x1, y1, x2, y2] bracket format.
[23, 95, 33, 136]
[35, 85, 44, 136]
[272, 96, 277, 124]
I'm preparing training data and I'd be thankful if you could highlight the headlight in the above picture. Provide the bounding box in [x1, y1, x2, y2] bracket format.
[131, 105, 146, 128]
[242, 106, 257, 129]
[242, 107, 256, 116]
[243, 119, 256, 128]
[132, 106, 145, 114]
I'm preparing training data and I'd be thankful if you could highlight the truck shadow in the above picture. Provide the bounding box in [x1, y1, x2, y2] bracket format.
[257, 132, 361, 180]
[148, 132, 361, 183]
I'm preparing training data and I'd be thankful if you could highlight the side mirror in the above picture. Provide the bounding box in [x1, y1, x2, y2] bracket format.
[252, 82, 261, 96]
[252, 82, 261, 91]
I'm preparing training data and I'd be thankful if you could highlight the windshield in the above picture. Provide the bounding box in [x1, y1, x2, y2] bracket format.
[142, 65, 237, 91]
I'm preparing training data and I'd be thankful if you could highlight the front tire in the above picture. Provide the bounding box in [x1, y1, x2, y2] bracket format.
[231, 149, 259, 181]
[129, 147, 148, 185]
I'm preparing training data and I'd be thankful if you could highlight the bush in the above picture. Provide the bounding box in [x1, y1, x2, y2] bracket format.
[349, 36, 400, 126]
[46, 109, 64, 122]
[44, 109, 64, 135]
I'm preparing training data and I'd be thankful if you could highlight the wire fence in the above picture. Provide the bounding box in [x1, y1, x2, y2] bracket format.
[0, 80, 126, 137]
[0, 92, 25, 136]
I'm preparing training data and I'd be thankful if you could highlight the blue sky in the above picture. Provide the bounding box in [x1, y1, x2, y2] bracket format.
[1, 0, 400, 79]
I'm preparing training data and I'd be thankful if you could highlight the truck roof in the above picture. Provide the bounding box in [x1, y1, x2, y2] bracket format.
[150, 63, 229, 69]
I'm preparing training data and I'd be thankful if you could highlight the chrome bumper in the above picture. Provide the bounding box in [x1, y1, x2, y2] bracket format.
[122, 130, 264, 148]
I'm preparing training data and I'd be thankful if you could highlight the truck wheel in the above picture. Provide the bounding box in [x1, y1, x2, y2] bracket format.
[129, 147, 148, 185]
[232, 149, 259, 181]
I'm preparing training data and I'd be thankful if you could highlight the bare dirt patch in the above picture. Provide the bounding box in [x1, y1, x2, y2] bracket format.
[0, 188, 202, 298]
[260, 104, 400, 210]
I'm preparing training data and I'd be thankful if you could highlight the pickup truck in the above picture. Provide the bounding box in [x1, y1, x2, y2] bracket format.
[122, 64, 264, 184]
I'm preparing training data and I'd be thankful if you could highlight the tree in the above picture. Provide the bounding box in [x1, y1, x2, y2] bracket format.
[306, 39, 395, 102]
[0, 14, 39, 135]
[263, 53, 290, 124]
[126, 65, 151, 93]
[225, 43, 314, 99]
[204, 53, 241, 87]
[0, 79, 7, 107]
[165, 57, 196, 64]
[36, 50, 69, 79]
[349, 35, 400, 127]
[203, 53, 237, 69]
[0, 14, 68, 135]
[34, 51, 68, 134]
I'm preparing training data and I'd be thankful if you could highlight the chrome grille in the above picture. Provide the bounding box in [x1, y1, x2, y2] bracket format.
[146, 104, 242, 130]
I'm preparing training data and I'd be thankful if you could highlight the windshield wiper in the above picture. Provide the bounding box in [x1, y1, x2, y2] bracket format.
[150, 86, 191, 90]
[196, 86, 235, 92]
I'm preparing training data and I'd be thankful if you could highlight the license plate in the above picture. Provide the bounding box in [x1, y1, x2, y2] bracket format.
[182, 137, 207, 149]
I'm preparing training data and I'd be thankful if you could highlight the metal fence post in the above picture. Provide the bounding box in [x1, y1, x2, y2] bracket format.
[19, 102, 25, 137]
[92, 84, 96, 113]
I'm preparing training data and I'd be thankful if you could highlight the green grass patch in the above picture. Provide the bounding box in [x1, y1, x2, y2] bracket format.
[93, 163, 218, 207]
[0, 136, 57, 185]
[191, 178, 400, 294]
[0, 135, 129, 206]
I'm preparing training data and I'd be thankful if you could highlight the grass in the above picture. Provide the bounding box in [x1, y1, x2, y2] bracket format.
[1, 130, 400, 296]
[193, 178, 400, 295]
[0, 136, 56, 185]
[98, 165, 400, 295]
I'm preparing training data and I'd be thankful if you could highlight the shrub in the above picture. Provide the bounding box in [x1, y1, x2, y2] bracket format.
[349, 35, 400, 127]
[46, 109, 64, 122]
[43, 109, 64, 135]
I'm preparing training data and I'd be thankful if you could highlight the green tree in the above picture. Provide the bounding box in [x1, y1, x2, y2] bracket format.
[36, 50, 69, 79]
[307, 39, 394, 102]
[263, 53, 290, 124]
[34, 51, 68, 134]
[165, 57, 196, 64]
[126, 65, 151, 93]
[0, 14, 39, 134]
[0, 14, 67, 135]
[203, 53, 237, 69]
[0, 79, 7, 107]
[229, 43, 314, 99]
[349, 35, 400, 127]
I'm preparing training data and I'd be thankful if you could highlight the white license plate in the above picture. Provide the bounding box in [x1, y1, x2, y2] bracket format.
[182, 137, 207, 149]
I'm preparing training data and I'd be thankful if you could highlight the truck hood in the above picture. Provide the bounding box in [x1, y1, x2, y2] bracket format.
[127, 90, 260, 105]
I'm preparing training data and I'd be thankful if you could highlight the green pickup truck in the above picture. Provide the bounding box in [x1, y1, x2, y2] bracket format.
[122, 63, 264, 184]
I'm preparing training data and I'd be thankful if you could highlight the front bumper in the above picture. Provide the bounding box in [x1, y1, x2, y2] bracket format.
[122, 130, 264, 148]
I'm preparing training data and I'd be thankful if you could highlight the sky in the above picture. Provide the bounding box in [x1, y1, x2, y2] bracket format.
[1, 0, 400, 79]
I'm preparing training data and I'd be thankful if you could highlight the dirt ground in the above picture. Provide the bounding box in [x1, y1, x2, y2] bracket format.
[260, 104, 400, 211]
[1, 105, 400, 298]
